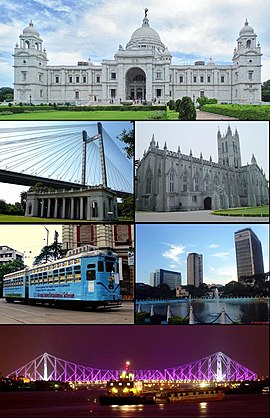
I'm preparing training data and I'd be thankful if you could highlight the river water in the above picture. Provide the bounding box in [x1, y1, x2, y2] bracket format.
[0, 391, 268, 417]
[136, 298, 269, 324]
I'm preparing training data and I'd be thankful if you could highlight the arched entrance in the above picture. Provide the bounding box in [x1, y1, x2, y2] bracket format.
[204, 197, 212, 210]
[125, 67, 146, 100]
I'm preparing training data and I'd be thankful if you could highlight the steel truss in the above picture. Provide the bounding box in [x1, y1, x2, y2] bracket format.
[7, 351, 257, 383]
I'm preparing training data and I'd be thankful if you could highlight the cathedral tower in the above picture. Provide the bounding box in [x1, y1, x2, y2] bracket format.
[217, 125, 242, 168]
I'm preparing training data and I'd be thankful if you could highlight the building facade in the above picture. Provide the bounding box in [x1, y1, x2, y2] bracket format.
[187, 253, 203, 288]
[0, 246, 24, 265]
[234, 228, 264, 282]
[150, 268, 182, 290]
[13, 12, 262, 105]
[136, 125, 269, 212]
[62, 224, 134, 298]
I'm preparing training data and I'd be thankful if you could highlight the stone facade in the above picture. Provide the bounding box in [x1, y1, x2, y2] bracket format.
[13, 13, 262, 105]
[25, 187, 118, 221]
[136, 126, 269, 212]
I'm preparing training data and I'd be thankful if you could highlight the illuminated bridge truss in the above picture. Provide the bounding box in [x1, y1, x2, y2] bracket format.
[7, 352, 257, 383]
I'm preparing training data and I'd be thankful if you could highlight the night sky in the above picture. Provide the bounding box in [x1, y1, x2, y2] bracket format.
[0, 326, 268, 377]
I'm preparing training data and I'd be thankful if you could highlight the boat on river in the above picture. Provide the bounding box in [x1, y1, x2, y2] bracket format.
[155, 389, 225, 403]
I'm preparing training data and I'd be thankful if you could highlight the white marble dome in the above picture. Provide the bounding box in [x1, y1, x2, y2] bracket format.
[23, 20, 40, 37]
[126, 16, 165, 50]
[239, 19, 255, 36]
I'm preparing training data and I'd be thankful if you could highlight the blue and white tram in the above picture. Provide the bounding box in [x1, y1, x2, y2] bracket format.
[2, 268, 28, 303]
[3, 246, 121, 308]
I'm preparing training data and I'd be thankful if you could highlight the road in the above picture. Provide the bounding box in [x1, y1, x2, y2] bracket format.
[135, 210, 269, 223]
[196, 110, 238, 120]
[0, 299, 134, 325]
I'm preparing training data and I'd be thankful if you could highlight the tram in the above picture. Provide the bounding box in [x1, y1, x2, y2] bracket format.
[3, 245, 121, 308]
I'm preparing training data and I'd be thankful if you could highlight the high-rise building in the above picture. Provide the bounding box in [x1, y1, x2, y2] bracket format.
[150, 268, 181, 290]
[0, 245, 24, 265]
[187, 253, 203, 287]
[234, 228, 264, 281]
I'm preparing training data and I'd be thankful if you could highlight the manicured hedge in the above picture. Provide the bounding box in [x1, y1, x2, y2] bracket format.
[202, 104, 270, 120]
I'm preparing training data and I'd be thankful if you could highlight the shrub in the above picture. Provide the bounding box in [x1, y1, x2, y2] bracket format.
[168, 316, 189, 325]
[167, 99, 175, 110]
[135, 312, 148, 324]
[201, 104, 270, 121]
[178, 96, 196, 120]
[196, 96, 218, 109]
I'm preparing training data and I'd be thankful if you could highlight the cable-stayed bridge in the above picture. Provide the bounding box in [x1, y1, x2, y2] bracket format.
[0, 122, 133, 197]
[7, 351, 257, 383]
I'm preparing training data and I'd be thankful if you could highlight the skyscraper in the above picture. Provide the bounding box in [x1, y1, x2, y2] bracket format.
[234, 228, 264, 282]
[150, 268, 181, 290]
[187, 253, 203, 287]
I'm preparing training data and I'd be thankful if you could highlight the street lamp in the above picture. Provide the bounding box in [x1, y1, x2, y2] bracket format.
[43, 226, 49, 263]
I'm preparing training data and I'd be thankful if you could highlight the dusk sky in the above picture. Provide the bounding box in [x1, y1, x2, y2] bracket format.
[136, 224, 269, 286]
[0, 326, 268, 377]
[0, 121, 133, 203]
[0, 0, 269, 86]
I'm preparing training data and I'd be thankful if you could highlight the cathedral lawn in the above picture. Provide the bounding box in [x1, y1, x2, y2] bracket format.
[212, 205, 269, 217]
[0, 109, 168, 120]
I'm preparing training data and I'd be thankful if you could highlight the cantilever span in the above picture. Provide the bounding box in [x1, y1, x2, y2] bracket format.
[6, 351, 257, 383]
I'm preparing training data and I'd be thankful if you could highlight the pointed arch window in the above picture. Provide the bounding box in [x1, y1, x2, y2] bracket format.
[169, 170, 175, 192]
[145, 167, 152, 194]
[204, 173, 210, 191]
[182, 171, 188, 192]
[194, 172, 200, 191]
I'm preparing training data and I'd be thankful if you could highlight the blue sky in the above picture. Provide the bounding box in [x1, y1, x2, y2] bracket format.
[136, 224, 269, 286]
[0, 121, 133, 203]
[0, 0, 269, 87]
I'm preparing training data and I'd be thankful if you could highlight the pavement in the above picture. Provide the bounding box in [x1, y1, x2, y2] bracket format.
[0, 299, 134, 324]
[196, 110, 238, 120]
[135, 210, 269, 223]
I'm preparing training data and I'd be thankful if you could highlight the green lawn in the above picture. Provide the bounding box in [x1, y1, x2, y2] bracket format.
[212, 206, 269, 217]
[0, 109, 167, 120]
[0, 214, 133, 222]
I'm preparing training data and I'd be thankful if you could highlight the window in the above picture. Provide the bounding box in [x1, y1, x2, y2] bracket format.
[76, 76, 80, 83]
[114, 225, 132, 246]
[83, 76, 86, 83]
[193, 76, 197, 82]
[22, 71, 27, 81]
[200, 91, 205, 97]
[200, 76, 204, 82]
[221, 75, 225, 83]
[38, 74, 42, 82]
[111, 72, 116, 79]
[146, 167, 152, 194]
[169, 170, 174, 192]
[40, 90, 43, 97]
[225, 141, 228, 152]
[207, 75, 211, 82]
[55, 76, 59, 83]
[98, 261, 104, 272]
[248, 71, 253, 81]
[96, 76, 101, 83]
[75, 91, 79, 99]
[106, 261, 115, 273]
[246, 40, 251, 48]
[156, 72, 161, 80]
[92, 201, 98, 217]
[179, 75, 183, 83]
[69, 76, 72, 83]
[192, 195, 197, 202]
[110, 89, 116, 98]
[156, 89, 162, 97]
[86, 270, 96, 281]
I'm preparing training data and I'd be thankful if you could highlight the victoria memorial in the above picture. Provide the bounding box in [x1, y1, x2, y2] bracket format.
[13, 10, 262, 104]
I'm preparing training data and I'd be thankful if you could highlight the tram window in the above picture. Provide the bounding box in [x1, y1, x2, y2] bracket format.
[74, 266, 81, 272]
[98, 261, 104, 272]
[87, 263, 95, 269]
[53, 269, 58, 274]
[87, 270, 96, 281]
[66, 267, 72, 273]
[106, 262, 115, 272]
[59, 268, 65, 273]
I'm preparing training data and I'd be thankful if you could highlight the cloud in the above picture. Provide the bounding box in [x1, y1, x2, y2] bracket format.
[162, 243, 186, 263]
[205, 265, 237, 285]
[211, 252, 230, 258]
[209, 244, 220, 249]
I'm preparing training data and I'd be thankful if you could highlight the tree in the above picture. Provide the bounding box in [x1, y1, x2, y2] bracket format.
[117, 127, 134, 159]
[33, 242, 65, 265]
[117, 195, 134, 219]
[177, 96, 196, 120]
[0, 87, 14, 102]
[0, 199, 7, 214]
[20, 191, 28, 212]
[262, 79, 270, 102]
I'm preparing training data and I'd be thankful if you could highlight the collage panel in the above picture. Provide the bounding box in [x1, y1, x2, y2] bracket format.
[0, 325, 269, 417]
[0, 224, 134, 325]
[135, 223, 269, 325]
[0, 0, 269, 417]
